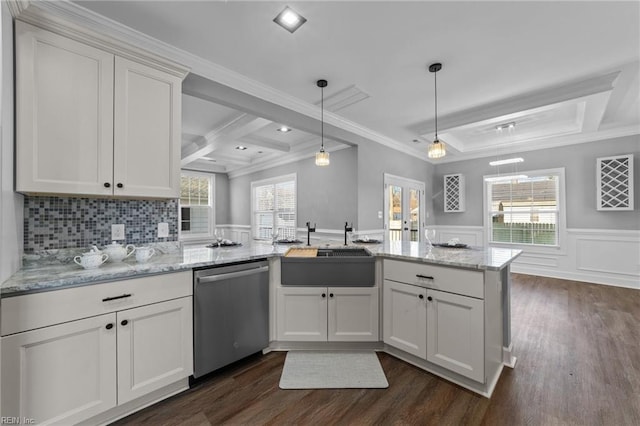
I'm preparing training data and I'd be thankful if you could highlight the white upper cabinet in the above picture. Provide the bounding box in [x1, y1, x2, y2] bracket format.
[15, 21, 187, 198]
[15, 21, 115, 196]
[113, 57, 182, 198]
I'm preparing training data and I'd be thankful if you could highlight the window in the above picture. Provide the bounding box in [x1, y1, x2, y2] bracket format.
[485, 168, 565, 247]
[251, 174, 296, 240]
[180, 172, 214, 239]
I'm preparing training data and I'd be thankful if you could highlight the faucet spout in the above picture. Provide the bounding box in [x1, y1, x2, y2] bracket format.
[344, 222, 353, 245]
[306, 222, 316, 246]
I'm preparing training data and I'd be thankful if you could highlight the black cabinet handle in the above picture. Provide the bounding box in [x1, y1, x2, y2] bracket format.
[416, 274, 434, 280]
[427, 296, 433, 302]
[104, 182, 111, 188]
[116, 183, 124, 188]
[121, 319, 128, 326]
[106, 323, 114, 330]
[102, 294, 132, 302]
[321, 293, 326, 298]
[329, 293, 334, 298]
[418, 294, 424, 299]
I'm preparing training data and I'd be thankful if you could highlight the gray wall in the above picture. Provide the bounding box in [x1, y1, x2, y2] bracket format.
[357, 142, 434, 230]
[1, 5, 23, 281]
[229, 147, 358, 229]
[214, 172, 230, 224]
[433, 135, 640, 229]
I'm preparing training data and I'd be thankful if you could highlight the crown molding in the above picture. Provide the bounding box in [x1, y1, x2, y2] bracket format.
[8, 0, 189, 79]
[416, 71, 621, 137]
[434, 124, 640, 165]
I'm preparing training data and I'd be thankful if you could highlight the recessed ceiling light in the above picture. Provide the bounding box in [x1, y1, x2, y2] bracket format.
[277, 126, 292, 133]
[489, 157, 524, 166]
[273, 6, 307, 33]
[235, 146, 248, 151]
[495, 122, 516, 131]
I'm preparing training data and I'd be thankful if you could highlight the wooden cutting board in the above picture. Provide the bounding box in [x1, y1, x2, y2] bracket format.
[285, 247, 318, 257]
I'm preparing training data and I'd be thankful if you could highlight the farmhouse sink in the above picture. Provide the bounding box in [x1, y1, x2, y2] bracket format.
[281, 247, 375, 287]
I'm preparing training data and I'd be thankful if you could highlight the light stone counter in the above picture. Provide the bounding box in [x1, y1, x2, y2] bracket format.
[1, 241, 521, 297]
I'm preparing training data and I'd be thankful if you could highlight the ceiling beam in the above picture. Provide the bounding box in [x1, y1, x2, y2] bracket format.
[180, 112, 271, 166]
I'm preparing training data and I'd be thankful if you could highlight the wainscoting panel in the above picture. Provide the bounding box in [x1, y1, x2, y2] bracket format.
[434, 226, 639, 289]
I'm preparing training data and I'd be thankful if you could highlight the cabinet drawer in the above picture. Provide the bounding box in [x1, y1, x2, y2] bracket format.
[1, 271, 192, 336]
[383, 259, 483, 299]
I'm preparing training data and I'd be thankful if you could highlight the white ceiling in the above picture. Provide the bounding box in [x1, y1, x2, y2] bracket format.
[74, 0, 640, 173]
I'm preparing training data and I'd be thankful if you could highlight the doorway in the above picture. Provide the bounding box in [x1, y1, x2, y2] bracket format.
[383, 174, 425, 242]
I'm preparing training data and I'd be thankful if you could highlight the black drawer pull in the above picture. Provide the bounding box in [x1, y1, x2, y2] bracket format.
[121, 319, 128, 326]
[104, 182, 111, 188]
[329, 293, 334, 298]
[117, 183, 124, 188]
[416, 274, 434, 280]
[102, 293, 132, 302]
[427, 296, 433, 302]
[418, 294, 424, 299]
[321, 293, 326, 298]
[106, 323, 114, 330]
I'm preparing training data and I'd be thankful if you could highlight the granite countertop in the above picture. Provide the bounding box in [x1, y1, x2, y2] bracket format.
[1, 241, 521, 297]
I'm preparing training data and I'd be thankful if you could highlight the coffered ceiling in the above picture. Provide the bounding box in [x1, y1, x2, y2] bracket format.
[71, 0, 640, 174]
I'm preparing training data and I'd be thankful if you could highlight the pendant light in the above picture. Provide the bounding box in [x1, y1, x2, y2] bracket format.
[315, 79, 330, 167]
[428, 63, 446, 159]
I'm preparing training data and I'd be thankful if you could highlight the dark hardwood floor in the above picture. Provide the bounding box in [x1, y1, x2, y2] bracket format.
[114, 274, 640, 425]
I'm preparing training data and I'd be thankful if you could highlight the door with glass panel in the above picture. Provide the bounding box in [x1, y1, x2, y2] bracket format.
[383, 174, 425, 242]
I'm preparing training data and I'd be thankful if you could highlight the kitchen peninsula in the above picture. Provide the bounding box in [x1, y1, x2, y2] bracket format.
[2, 241, 521, 423]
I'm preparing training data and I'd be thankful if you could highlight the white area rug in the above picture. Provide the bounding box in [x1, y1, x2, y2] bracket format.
[279, 351, 389, 389]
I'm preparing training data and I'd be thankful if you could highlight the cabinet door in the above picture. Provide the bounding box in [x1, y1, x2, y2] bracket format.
[116, 297, 193, 404]
[276, 287, 328, 341]
[1, 314, 117, 425]
[328, 287, 379, 342]
[383, 280, 427, 358]
[15, 21, 114, 196]
[426, 290, 485, 382]
[113, 57, 182, 198]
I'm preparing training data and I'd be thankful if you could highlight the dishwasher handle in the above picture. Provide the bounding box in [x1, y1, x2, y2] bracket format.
[196, 265, 269, 284]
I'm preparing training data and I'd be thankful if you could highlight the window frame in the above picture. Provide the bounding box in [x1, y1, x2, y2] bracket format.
[251, 173, 297, 241]
[178, 171, 215, 242]
[483, 167, 566, 253]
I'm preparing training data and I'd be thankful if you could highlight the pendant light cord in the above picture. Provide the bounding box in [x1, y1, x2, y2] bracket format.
[321, 85, 324, 150]
[434, 68, 438, 141]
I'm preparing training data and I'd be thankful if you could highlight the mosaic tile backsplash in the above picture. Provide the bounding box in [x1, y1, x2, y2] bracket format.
[24, 196, 179, 252]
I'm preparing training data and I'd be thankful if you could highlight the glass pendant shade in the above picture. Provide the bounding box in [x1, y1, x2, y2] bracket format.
[428, 139, 446, 159]
[315, 149, 330, 166]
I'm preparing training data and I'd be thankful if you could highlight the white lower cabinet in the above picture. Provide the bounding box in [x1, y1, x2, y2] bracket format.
[1, 272, 193, 425]
[2, 314, 117, 425]
[383, 280, 427, 358]
[277, 286, 378, 342]
[426, 289, 484, 382]
[117, 297, 193, 404]
[383, 259, 487, 383]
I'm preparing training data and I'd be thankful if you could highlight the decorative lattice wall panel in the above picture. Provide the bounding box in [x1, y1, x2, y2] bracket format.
[444, 174, 465, 213]
[596, 154, 634, 211]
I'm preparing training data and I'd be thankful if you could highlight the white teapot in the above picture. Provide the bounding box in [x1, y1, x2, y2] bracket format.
[74, 246, 109, 269]
[102, 241, 136, 262]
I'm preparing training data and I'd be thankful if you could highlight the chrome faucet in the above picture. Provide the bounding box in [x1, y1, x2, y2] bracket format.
[344, 222, 353, 245]
[306, 222, 316, 246]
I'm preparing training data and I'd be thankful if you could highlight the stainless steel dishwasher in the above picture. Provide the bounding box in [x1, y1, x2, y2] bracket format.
[193, 259, 269, 378]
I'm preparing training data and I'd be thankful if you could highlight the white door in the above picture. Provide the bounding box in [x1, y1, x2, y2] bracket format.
[426, 289, 485, 382]
[113, 56, 182, 198]
[383, 280, 427, 358]
[276, 287, 328, 341]
[1, 314, 117, 425]
[116, 297, 193, 404]
[15, 21, 114, 196]
[328, 287, 379, 342]
[384, 174, 425, 242]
